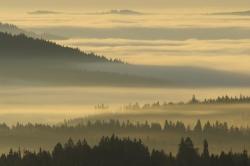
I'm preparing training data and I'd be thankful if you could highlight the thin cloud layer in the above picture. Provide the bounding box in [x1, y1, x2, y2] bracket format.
[87, 9, 143, 15]
[212, 10, 250, 16]
[55, 38, 250, 73]
[33, 26, 250, 40]
[28, 10, 62, 15]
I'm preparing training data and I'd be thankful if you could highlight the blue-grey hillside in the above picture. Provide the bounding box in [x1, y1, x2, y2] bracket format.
[0, 32, 166, 86]
[1, 32, 250, 87]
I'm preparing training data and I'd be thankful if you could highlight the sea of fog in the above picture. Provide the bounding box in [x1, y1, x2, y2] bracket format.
[2, 9, 250, 74]
[1, 86, 250, 126]
[1, 9, 250, 125]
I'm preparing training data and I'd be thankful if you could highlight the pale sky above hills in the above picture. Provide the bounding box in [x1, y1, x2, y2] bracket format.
[1, 0, 250, 11]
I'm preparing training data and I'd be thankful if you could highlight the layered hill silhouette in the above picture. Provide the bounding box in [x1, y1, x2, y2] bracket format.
[1, 32, 250, 87]
[212, 10, 250, 16]
[28, 10, 62, 15]
[0, 32, 166, 86]
[92, 9, 143, 15]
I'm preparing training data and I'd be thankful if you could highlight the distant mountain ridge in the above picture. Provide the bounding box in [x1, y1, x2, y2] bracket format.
[28, 10, 62, 15]
[89, 9, 143, 15]
[211, 10, 250, 16]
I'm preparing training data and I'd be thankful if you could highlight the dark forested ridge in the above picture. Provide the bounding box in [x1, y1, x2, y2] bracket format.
[0, 135, 249, 166]
[0, 32, 169, 86]
[0, 32, 172, 86]
[0, 32, 115, 62]
[2, 32, 250, 87]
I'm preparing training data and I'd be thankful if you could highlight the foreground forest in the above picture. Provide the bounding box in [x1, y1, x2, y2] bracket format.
[0, 135, 249, 166]
[0, 120, 249, 154]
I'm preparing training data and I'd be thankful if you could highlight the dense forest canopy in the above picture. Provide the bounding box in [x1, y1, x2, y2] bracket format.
[0, 119, 249, 154]
[0, 135, 249, 166]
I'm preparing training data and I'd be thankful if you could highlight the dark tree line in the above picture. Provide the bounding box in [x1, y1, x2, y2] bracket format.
[0, 135, 249, 166]
[189, 95, 250, 105]
[0, 119, 248, 136]
[124, 95, 250, 110]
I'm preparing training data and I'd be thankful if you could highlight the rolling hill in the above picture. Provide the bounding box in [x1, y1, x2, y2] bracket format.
[1, 32, 250, 87]
[0, 32, 167, 86]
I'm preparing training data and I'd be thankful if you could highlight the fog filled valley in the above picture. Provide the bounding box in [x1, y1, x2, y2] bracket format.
[1, 86, 250, 154]
[2, 5, 250, 165]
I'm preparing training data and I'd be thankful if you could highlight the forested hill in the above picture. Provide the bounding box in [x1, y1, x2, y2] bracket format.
[0, 32, 168, 86]
[1, 32, 250, 87]
[0, 32, 116, 63]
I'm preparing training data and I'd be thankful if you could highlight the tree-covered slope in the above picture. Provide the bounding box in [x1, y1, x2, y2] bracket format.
[0, 32, 113, 62]
[1, 32, 250, 87]
[0, 32, 167, 86]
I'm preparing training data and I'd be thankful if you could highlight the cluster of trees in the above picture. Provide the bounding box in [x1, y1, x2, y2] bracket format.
[124, 95, 250, 110]
[68, 119, 250, 136]
[94, 104, 109, 110]
[197, 95, 250, 104]
[0, 135, 249, 166]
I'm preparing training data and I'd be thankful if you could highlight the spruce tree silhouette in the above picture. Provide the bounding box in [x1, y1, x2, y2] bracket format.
[177, 137, 199, 166]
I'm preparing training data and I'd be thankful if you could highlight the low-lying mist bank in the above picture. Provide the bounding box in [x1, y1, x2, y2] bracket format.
[1, 86, 250, 125]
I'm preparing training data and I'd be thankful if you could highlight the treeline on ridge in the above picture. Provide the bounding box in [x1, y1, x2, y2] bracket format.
[124, 95, 250, 110]
[0, 119, 248, 136]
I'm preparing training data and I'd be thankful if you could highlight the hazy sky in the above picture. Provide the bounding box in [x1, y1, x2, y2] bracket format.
[1, 0, 250, 11]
